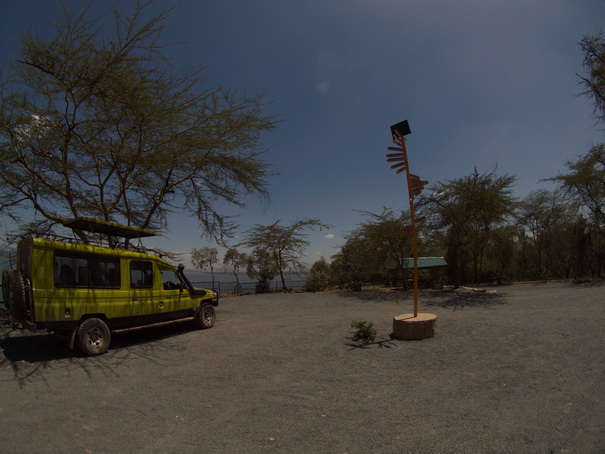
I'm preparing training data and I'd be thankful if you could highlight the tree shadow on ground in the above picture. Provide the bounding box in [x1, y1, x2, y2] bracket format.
[567, 279, 605, 288]
[422, 288, 507, 310]
[522, 279, 605, 288]
[337, 288, 507, 310]
[345, 335, 398, 350]
[337, 291, 401, 303]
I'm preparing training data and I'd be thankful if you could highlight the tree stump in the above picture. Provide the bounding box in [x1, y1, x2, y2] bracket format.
[392, 313, 437, 340]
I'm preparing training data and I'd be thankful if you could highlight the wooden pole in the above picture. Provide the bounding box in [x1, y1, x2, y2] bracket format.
[388, 122, 437, 340]
[399, 136, 419, 317]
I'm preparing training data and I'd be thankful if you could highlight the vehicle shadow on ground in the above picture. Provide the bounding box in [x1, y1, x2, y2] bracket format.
[109, 320, 194, 353]
[0, 324, 71, 362]
[0, 319, 194, 363]
[0, 319, 195, 387]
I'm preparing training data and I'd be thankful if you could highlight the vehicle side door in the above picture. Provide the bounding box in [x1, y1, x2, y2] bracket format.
[129, 259, 157, 316]
[160, 267, 188, 311]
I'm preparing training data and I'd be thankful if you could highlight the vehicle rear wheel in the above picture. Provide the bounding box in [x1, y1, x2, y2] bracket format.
[76, 318, 111, 356]
[7, 270, 28, 320]
[193, 303, 215, 329]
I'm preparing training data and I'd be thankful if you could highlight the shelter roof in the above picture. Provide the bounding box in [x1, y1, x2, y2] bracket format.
[402, 257, 447, 269]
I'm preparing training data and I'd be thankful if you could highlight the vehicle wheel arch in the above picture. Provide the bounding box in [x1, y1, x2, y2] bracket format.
[78, 313, 110, 325]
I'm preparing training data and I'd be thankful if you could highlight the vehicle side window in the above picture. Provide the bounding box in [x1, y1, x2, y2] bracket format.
[54, 253, 121, 288]
[55, 255, 76, 286]
[54, 255, 88, 287]
[90, 256, 120, 288]
[161, 268, 182, 290]
[131, 261, 153, 288]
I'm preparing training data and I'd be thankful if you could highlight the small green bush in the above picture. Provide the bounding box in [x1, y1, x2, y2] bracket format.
[349, 320, 377, 343]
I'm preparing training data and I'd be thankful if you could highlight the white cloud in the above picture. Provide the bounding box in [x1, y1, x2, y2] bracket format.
[324, 234, 335, 239]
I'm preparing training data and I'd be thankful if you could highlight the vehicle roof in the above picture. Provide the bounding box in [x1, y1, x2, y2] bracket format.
[19, 237, 174, 268]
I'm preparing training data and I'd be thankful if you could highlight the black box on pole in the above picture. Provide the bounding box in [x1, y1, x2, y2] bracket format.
[390, 120, 411, 138]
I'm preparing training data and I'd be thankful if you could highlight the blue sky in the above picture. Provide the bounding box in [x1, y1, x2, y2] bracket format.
[1, 0, 604, 268]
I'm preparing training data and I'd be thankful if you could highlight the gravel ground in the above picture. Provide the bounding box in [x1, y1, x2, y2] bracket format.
[0, 281, 604, 453]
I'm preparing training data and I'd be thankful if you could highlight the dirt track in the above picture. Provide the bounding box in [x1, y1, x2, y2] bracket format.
[0, 281, 604, 453]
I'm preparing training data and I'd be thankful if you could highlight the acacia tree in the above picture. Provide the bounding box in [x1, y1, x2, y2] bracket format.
[191, 247, 219, 287]
[551, 145, 605, 226]
[223, 247, 248, 293]
[0, 2, 276, 243]
[242, 218, 330, 290]
[555, 32, 605, 230]
[578, 32, 605, 123]
[544, 32, 605, 277]
[348, 209, 413, 288]
[417, 169, 516, 286]
[246, 247, 278, 294]
[547, 155, 605, 278]
[517, 189, 580, 279]
[329, 232, 373, 291]
[482, 225, 517, 282]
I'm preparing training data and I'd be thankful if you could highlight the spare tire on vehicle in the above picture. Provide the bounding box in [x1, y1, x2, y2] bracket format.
[2, 269, 12, 306]
[6, 270, 28, 320]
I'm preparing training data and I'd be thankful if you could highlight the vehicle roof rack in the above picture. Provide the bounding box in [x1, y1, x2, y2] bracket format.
[62, 217, 157, 240]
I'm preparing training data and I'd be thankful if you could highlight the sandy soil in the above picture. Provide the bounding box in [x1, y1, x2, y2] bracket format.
[0, 281, 603, 453]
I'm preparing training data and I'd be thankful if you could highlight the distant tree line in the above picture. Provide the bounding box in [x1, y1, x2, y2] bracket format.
[194, 152, 604, 293]
[311, 165, 603, 291]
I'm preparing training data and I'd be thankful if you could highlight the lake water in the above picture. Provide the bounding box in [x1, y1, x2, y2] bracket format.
[185, 270, 308, 294]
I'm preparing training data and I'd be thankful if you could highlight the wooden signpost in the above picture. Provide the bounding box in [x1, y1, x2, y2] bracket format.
[386, 120, 437, 340]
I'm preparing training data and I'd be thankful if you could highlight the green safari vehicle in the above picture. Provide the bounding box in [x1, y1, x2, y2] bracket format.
[2, 218, 218, 356]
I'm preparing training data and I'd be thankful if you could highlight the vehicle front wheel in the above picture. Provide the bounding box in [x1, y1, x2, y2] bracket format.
[193, 303, 215, 329]
[76, 318, 111, 356]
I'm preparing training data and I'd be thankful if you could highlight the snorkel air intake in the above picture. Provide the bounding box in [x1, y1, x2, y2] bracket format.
[177, 264, 206, 297]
